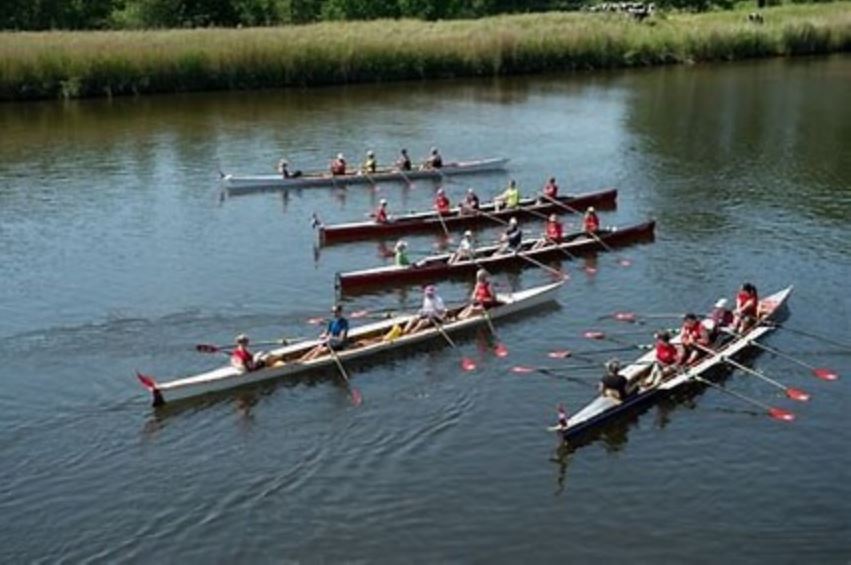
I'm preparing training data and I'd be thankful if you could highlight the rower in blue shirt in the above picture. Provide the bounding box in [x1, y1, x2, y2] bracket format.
[301, 304, 350, 361]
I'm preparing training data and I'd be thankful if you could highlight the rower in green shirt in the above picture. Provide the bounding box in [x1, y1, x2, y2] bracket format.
[496, 179, 520, 210]
[394, 240, 410, 266]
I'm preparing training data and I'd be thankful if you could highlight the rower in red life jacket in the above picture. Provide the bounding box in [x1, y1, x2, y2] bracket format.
[543, 177, 559, 199]
[330, 153, 347, 176]
[532, 214, 564, 250]
[734, 282, 759, 333]
[373, 199, 390, 223]
[644, 331, 678, 387]
[434, 188, 451, 214]
[231, 334, 263, 373]
[458, 269, 498, 319]
[679, 313, 710, 365]
[583, 206, 600, 233]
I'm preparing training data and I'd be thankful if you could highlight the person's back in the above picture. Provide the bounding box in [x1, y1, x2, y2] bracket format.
[363, 151, 377, 173]
[600, 360, 628, 401]
[397, 149, 412, 171]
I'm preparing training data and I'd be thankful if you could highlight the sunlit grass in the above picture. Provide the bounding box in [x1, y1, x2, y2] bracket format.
[0, 2, 848, 100]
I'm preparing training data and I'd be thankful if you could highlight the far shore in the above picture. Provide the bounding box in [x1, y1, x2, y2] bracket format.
[1, 2, 849, 102]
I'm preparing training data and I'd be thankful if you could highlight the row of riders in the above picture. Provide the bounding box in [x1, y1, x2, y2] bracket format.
[277, 148, 444, 179]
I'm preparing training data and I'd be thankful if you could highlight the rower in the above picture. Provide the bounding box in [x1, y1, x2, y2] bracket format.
[704, 298, 734, 339]
[583, 206, 600, 233]
[300, 305, 350, 362]
[403, 284, 448, 334]
[330, 153, 347, 176]
[644, 331, 678, 387]
[458, 268, 498, 319]
[599, 359, 628, 402]
[532, 214, 563, 250]
[394, 240, 410, 267]
[231, 334, 264, 373]
[396, 148, 412, 171]
[495, 179, 520, 211]
[542, 177, 558, 199]
[449, 230, 475, 264]
[734, 282, 759, 333]
[434, 188, 451, 214]
[496, 217, 523, 255]
[277, 158, 302, 179]
[460, 187, 480, 214]
[679, 312, 710, 365]
[423, 147, 443, 170]
[373, 198, 390, 223]
[362, 150, 377, 174]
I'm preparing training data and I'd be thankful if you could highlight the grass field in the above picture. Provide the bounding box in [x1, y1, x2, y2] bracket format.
[1, 2, 848, 101]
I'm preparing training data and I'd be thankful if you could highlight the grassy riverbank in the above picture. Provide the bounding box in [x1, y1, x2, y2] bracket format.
[1, 2, 849, 101]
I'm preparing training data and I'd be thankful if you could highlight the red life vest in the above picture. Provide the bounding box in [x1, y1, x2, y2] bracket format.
[680, 321, 704, 346]
[656, 341, 678, 365]
[736, 290, 758, 318]
[374, 206, 388, 223]
[546, 221, 563, 241]
[474, 282, 495, 304]
[331, 159, 346, 175]
[231, 347, 253, 367]
[584, 212, 599, 232]
[435, 194, 451, 213]
[544, 182, 558, 198]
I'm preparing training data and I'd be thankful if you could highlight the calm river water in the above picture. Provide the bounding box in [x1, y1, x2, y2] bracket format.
[1, 56, 849, 563]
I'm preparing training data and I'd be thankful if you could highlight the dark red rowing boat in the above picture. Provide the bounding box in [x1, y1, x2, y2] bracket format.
[335, 220, 655, 294]
[318, 189, 617, 244]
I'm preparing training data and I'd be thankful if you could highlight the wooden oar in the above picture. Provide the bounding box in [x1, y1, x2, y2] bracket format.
[510, 365, 597, 387]
[326, 344, 362, 406]
[481, 307, 508, 357]
[431, 320, 477, 371]
[547, 344, 652, 359]
[513, 250, 568, 280]
[434, 208, 455, 243]
[600, 311, 684, 322]
[195, 338, 304, 354]
[768, 323, 851, 355]
[721, 328, 839, 381]
[692, 376, 795, 422]
[694, 343, 809, 402]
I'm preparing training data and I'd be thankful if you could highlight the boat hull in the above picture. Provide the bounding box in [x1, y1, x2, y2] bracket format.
[143, 281, 564, 406]
[336, 221, 655, 294]
[320, 189, 618, 244]
[223, 158, 509, 194]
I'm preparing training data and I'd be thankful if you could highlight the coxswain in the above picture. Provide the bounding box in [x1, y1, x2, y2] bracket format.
[424, 147, 443, 170]
[495, 179, 521, 211]
[403, 285, 448, 334]
[394, 240, 410, 267]
[644, 331, 678, 387]
[330, 153, 347, 176]
[542, 177, 559, 199]
[373, 198, 390, 223]
[449, 230, 475, 264]
[734, 282, 759, 333]
[362, 150, 377, 174]
[704, 298, 734, 339]
[434, 188, 451, 214]
[300, 305, 350, 362]
[583, 206, 600, 233]
[396, 148, 412, 171]
[496, 217, 523, 255]
[532, 214, 563, 250]
[460, 187, 480, 214]
[231, 334, 263, 373]
[458, 269, 498, 319]
[599, 359, 629, 402]
[679, 313, 710, 365]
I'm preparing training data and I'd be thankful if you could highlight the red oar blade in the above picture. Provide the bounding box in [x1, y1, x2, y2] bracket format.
[136, 372, 158, 391]
[511, 365, 535, 374]
[813, 368, 839, 381]
[350, 309, 369, 319]
[768, 407, 795, 422]
[351, 388, 363, 406]
[494, 343, 509, 358]
[461, 357, 477, 371]
[613, 312, 636, 322]
[618, 258, 632, 267]
[307, 316, 325, 325]
[584, 331, 605, 340]
[548, 350, 572, 359]
[583, 266, 598, 275]
[785, 387, 810, 402]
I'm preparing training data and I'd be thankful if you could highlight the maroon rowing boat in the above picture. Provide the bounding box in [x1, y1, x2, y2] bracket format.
[318, 189, 617, 244]
[335, 220, 655, 294]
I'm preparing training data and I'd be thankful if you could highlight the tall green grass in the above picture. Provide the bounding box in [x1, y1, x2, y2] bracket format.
[0, 2, 848, 101]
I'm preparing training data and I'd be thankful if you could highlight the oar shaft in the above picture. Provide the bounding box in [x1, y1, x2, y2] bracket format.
[774, 324, 851, 353]
[514, 251, 565, 279]
[693, 376, 774, 412]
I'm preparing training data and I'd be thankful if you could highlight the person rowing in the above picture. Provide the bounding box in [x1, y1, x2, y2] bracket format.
[231, 334, 265, 373]
[460, 187, 481, 214]
[679, 312, 710, 365]
[423, 147, 443, 170]
[734, 282, 759, 333]
[300, 305, 350, 362]
[644, 331, 678, 388]
[704, 297, 734, 340]
[362, 150, 377, 174]
[458, 268, 498, 319]
[531, 214, 563, 250]
[599, 359, 629, 402]
[372, 198, 390, 224]
[277, 158, 302, 179]
[394, 240, 410, 266]
[495, 179, 520, 211]
[495, 217, 523, 255]
[403, 284, 448, 334]
[330, 153, 347, 176]
[542, 177, 558, 199]
[449, 230, 475, 264]
[396, 148, 412, 171]
[434, 188, 451, 214]
[583, 206, 600, 233]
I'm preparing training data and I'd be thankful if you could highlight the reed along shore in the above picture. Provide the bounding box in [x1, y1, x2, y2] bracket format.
[1, 2, 848, 101]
